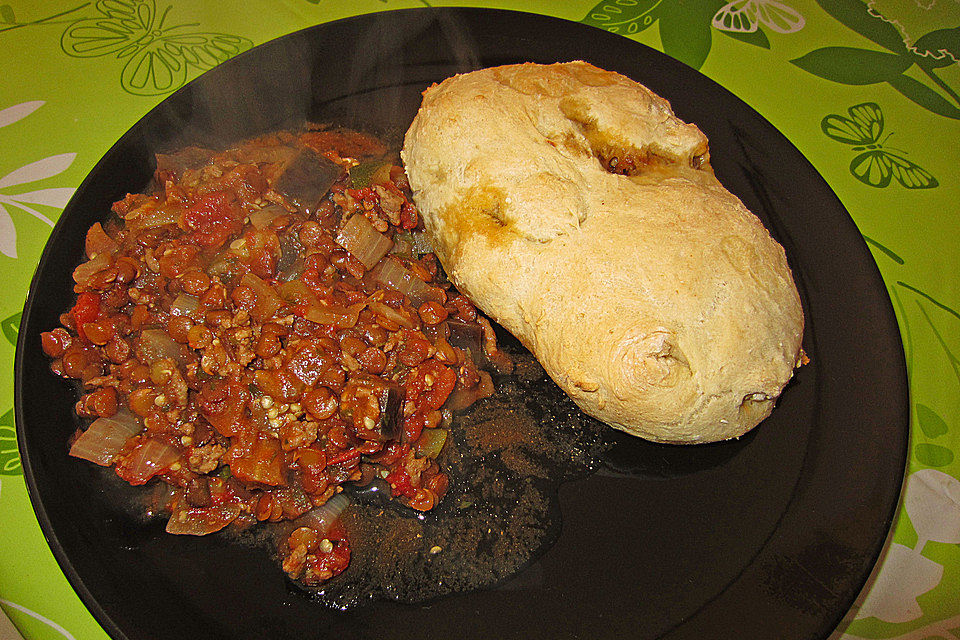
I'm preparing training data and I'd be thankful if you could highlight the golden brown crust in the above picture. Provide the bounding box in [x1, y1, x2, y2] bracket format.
[402, 61, 804, 443]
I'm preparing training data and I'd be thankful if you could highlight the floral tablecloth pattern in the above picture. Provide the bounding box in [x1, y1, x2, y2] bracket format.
[1, 0, 958, 638]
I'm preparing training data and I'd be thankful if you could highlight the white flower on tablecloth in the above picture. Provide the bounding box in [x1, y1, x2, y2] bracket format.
[0, 101, 76, 259]
[854, 469, 960, 623]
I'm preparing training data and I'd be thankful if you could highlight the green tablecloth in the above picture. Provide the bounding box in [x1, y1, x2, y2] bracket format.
[1, 0, 958, 637]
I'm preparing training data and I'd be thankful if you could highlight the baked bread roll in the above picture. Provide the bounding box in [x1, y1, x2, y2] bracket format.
[401, 61, 804, 443]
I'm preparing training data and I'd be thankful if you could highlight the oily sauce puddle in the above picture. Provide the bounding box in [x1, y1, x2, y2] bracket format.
[289, 336, 612, 608]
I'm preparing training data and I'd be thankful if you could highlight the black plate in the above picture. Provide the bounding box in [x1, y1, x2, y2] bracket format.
[16, 8, 908, 640]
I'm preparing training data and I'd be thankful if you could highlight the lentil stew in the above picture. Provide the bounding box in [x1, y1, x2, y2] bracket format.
[41, 126, 512, 586]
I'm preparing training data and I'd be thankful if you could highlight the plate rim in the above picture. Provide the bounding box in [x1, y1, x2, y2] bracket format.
[15, 7, 910, 640]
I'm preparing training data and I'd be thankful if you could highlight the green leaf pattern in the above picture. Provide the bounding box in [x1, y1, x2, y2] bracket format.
[870, 257, 960, 471]
[791, 0, 960, 119]
[2, 311, 19, 346]
[582, 0, 665, 36]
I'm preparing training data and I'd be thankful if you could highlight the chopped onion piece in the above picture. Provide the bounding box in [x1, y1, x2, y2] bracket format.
[69, 409, 143, 465]
[127, 204, 179, 230]
[335, 214, 393, 269]
[445, 370, 495, 411]
[170, 293, 201, 319]
[240, 272, 287, 322]
[370, 256, 439, 306]
[120, 438, 180, 485]
[298, 493, 349, 535]
[136, 328, 191, 367]
[72, 252, 111, 285]
[85, 222, 119, 259]
[249, 204, 287, 230]
[279, 280, 364, 328]
[367, 300, 417, 330]
[304, 301, 365, 329]
[166, 501, 241, 536]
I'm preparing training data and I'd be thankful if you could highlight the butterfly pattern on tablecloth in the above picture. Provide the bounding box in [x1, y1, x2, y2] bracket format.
[711, 0, 805, 34]
[821, 102, 938, 189]
[60, 0, 253, 96]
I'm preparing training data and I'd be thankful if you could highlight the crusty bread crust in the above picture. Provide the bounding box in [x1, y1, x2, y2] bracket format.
[401, 61, 804, 443]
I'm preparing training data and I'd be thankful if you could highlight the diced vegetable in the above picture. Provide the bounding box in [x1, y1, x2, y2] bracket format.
[69, 409, 143, 465]
[278, 280, 364, 328]
[229, 434, 285, 486]
[335, 214, 393, 269]
[305, 302, 365, 329]
[72, 253, 111, 285]
[117, 438, 181, 485]
[415, 428, 448, 459]
[166, 501, 241, 536]
[445, 370, 495, 411]
[136, 329, 191, 367]
[367, 300, 417, 330]
[186, 477, 213, 507]
[206, 250, 243, 283]
[170, 293, 202, 319]
[370, 256, 439, 306]
[273, 485, 314, 520]
[239, 272, 287, 322]
[127, 204, 180, 230]
[84, 222, 119, 259]
[447, 319, 483, 360]
[350, 378, 404, 441]
[392, 230, 435, 258]
[298, 493, 349, 535]
[276, 232, 303, 277]
[274, 149, 341, 213]
[349, 160, 391, 188]
[249, 204, 287, 230]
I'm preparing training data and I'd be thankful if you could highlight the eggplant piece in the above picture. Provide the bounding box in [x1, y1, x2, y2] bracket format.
[186, 477, 213, 508]
[343, 375, 404, 441]
[374, 380, 404, 441]
[276, 229, 305, 280]
[273, 149, 341, 213]
[154, 146, 212, 182]
[447, 319, 484, 364]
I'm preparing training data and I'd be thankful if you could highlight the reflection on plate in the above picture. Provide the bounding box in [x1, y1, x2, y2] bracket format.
[16, 8, 908, 640]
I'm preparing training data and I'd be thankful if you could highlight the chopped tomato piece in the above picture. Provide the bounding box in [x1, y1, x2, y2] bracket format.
[230, 433, 286, 486]
[197, 381, 250, 437]
[71, 292, 101, 342]
[405, 359, 457, 411]
[181, 191, 243, 249]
